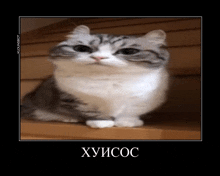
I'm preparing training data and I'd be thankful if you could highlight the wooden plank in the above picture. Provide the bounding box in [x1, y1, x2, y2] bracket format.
[21, 18, 183, 44]
[168, 46, 201, 69]
[161, 129, 200, 140]
[22, 18, 182, 39]
[21, 18, 200, 45]
[21, 18, 196, 39]
[20, 115, 200, 140]
[21, 57, 53, 79]
[21, 32, 67, 45]
[41, 18, 129, 34]
[21, 130, 201, 140]
[20, 80, 42, 99]
[168, 67, 201, 76]
[74, 17, 188, 28]
[39, 17, 188, 35]
[90, 18, 201, 35]
[20, 120, 163, 140]
[20, 18, 74, 39]
[21, 42, 58, 57]
[74, 17, 162, 25]
[20, 134, 57, 140]
[20, 18, 126, 41]
[158, 76, 201, 113]
[167, 29, 200, 47]
[21, 29, 201, 48]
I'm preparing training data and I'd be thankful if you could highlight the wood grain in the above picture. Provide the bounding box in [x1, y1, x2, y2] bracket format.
[21, 29, 200, 47]
[20, 80, 42, 98]
[20, 113, 200, 140]
[21, 57, 53, 80]
[20, 18, 191, 40]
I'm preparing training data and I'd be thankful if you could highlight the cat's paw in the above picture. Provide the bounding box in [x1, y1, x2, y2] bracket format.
[114, 118, 144, 127]
[86, 120, 115, 128]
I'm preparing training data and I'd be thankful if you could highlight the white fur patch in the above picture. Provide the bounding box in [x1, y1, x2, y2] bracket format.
[114, 118, 144, 127]
[86, 120, 115, 128]
[54, 61, 169, 124]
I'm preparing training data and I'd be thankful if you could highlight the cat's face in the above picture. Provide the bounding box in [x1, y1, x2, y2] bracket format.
[49, 25, 169, 70]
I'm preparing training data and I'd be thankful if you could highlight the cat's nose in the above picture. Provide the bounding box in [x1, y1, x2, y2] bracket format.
[91, 56, 108, 61]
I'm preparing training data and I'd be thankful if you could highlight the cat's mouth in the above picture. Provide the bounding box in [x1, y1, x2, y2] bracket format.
[87, 62, 111, 67]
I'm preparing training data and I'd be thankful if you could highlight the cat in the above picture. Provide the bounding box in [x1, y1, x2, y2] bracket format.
[21, 25, 170, 128]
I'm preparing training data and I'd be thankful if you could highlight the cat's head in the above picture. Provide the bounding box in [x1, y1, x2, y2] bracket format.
[49, 25, 169, 69]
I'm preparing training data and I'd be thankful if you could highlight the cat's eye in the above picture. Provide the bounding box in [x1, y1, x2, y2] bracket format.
[73, 45, 93, 53]
[115, 48, 140, 55]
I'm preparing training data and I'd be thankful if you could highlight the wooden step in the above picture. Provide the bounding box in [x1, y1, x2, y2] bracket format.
[20, 111, 200, 140]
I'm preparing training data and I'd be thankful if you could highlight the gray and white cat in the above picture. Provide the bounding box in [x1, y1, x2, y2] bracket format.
[21, 25, 170, 128]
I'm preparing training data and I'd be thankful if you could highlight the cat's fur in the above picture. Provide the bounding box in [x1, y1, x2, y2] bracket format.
[21, 25, 170, 128]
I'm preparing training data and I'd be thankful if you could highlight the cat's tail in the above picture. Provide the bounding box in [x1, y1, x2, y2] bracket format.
[20, 104, 35, 119]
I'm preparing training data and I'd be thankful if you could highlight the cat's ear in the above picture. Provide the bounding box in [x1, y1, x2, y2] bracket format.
[67, 25, 90, 38]
[73, 25, 90, 34]
[143, 29, 166, 44]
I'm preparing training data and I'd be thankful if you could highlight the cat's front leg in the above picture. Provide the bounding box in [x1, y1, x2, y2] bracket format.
[114, 117, 144, 128]
[112, 103, 145, 127]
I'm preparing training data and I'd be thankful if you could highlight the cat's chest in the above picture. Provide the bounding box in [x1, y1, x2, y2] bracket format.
[55, 73, 160, 99]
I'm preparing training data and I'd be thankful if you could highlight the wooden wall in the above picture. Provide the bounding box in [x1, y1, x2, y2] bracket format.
[21, 18, 68, 33]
